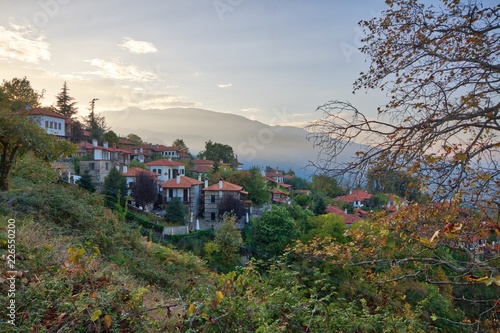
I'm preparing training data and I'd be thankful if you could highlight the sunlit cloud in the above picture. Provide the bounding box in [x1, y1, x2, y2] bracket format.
[108, 86, 202, 110]
[218, 83, 232, 88]
[0, 24, 50, 63]
[84, 58, 158, 82]
[241, 107, 262, 112]
[118, 37, 157, 54]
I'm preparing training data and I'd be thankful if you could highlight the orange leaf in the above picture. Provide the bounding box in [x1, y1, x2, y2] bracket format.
[103, 314, 112, 329]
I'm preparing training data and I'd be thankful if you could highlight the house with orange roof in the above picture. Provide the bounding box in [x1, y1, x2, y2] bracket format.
[202, 178, 247, 223]
[161, 175, 204, 217]
[190, 159, 214, 177]
[145, 158, 186, 183]
[265, 167, 284, 183]
[272, 188, 290, 204]
[78, 139, 135, 183]
[334, 189, 372, 209]
[122, 167, 159, 194]
[326, 205, 362, 225]
[28, 107, 72, 139]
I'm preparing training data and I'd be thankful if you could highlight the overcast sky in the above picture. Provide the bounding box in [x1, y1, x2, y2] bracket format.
[1, 0, 392, 127]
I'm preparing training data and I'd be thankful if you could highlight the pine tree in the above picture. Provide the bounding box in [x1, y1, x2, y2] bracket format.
[55, 81, 78, 117]
[77, 170, 96, 193]
[84, 98, 108, 143]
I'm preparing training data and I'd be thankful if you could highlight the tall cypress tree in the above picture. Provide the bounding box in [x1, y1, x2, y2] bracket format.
[55, 81, 78, 117]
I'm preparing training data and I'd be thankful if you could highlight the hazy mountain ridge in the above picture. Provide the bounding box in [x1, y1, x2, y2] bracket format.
[101, 107, 355, 178]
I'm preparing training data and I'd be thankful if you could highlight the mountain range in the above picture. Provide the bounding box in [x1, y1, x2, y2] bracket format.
[100, 107, 360, 179]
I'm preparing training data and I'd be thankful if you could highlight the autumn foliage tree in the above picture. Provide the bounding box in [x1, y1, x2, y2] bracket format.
[0, 77, 76, 190]
[305, 1, 500, 330]
[307, 0, 499, 209]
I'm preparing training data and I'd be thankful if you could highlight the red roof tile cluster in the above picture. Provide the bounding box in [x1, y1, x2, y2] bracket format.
[203, 180, 243, 192]
[334, 190, 372, 203]
[122, 167, 159, 178]
[326, 205, 362, 225]
[146, 159, 185, 167]
[161, 176, 203, 189]
[28, 107, 68, 120]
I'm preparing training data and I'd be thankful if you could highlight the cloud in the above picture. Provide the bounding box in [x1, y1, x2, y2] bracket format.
[110, 87, 201, 110]
[118, 37, 157, 54]
[84, 58, 158, 82]
[241, 107, 262, 113]
[218, 83, 232, 88]
[0, 24, 50, 63]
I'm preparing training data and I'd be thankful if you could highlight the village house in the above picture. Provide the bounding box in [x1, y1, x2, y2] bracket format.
[334, 189, 372, 209]
[189, 159, 214, 178]
[326, 205, 362, 226]
[161, 175, 204, 217]
[202, 178, 247, 224]
[145, 158, 186, 184]
[121, 167, 159, 194]
[272, 188, 290, 204]
[28, 107, 72, 139]
[78, 139, 134, 184]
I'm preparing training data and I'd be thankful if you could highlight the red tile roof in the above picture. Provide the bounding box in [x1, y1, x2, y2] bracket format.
[192, 158, 214, 165]
[122, 167, 158, 178]
[203, 180, 243, 192]
[273, 189, 289, 195]
[28, 107, 68, 119]
[326, 205, 362, 225]
[145, 159, 185, 167]
[334, 190, 372, 203]
[190, 164, 213, 173]
[161, 176, 203, 189]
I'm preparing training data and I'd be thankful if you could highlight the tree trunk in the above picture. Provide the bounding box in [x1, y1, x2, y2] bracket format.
[0, 162, 11, 191]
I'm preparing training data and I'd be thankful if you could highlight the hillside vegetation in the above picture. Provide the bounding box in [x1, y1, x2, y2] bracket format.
[2, 179, 499, 332]
[0, 182, 213, 332]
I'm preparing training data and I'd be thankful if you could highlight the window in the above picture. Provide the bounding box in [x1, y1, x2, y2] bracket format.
[45, 120, 48, 128]
[153, 169, 156, 173]
[211, 195, 216, 203]
[181, 169, 185, 175]
[58, 123, 61, 130]
[90, 163, 95, 170]
[210, 212, 216, 221]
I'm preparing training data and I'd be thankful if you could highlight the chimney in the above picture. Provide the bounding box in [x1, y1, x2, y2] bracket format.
[219, 159, 223, 164]
[156, 144, 159, 149]
[176, 174, 181, 184]
[344, 208, 348, 214]
[103, 141, 108, 148]
[204, 179, 208, 188]
[134, 148, 137, 153]
[139, 147, 143, 153]
[112, 143, 116, 149]
[150, 143, 152, 149]
[92, 138, 98, 147]
[198, 174, 201, 181]
[218, 177, 223, 189]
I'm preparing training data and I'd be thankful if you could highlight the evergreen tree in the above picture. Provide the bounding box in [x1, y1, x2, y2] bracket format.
[77, 170, 96, 192]
[102, 167, 127, 207]
[166, 197, 187, 224]
[55, 81, 78, 117]
[84, 98, 108, 143]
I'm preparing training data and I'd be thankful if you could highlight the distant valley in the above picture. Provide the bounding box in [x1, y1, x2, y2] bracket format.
[101, 107, 361, 178]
